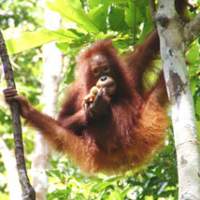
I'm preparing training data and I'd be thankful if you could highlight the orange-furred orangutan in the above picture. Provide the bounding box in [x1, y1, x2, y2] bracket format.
[4, 0, 188, 174]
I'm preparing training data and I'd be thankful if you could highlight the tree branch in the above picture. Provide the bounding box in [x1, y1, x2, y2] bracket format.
[0, 30, 35, 200]
[184, 12, 200, 44]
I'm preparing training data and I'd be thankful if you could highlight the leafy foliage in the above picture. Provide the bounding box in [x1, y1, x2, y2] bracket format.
[0, 0, 199, 199]
[0, 0, 38, 29]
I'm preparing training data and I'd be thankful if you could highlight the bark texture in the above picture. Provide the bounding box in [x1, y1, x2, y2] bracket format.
[0, 30, 35, 200]
[156, 1, 200, 199]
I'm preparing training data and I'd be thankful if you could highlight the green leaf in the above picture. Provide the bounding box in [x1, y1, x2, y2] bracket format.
[186, 42, 200, 64]
[195, 97, 200, 116]
[108, 191, 122, 200]
[197, 121, 200, 139]
[124, 0, 135, 28]
[88, 0, 115, 8]
[190, 78, 197, 95]
[91, 182, 112, 192]
[4, 29, 79, 54]
[88, 5, 108, 32]
[109, 6, 128, 32]
[88, 0, 103, 8]
[47, 0, 99, 33]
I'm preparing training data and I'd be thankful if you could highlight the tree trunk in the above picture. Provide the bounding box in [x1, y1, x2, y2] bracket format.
[156, 1, 200, 199]
[0, 138, 22, 200]
[31, 5, 62, 200]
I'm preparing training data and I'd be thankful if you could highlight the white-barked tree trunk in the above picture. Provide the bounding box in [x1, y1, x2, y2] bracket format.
[156, 0, 200, 199]
[31, 4, 62, 200]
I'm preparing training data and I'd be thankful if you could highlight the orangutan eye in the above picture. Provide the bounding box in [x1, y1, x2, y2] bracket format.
[93, 68, 101, 77]
[103, 66, 110, 73]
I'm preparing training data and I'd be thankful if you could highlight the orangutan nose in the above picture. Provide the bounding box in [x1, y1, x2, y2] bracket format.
[100, 76, 107, 82]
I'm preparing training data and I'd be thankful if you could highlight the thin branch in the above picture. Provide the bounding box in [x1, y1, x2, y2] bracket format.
[0, 30, 35, 200]
[184, 12, 200, 44]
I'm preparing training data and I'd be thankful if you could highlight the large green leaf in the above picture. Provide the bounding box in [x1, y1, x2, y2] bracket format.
[109, 6, 128, 32]
[124, 0, 135, 28]
[88, 0, 115, 8]
[4, 29, 79, 54]
[47, 0, 99, 33]
[88, 0, 126, 9]
[88, 5, 108, 32]
[88, 0, 103, 8]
